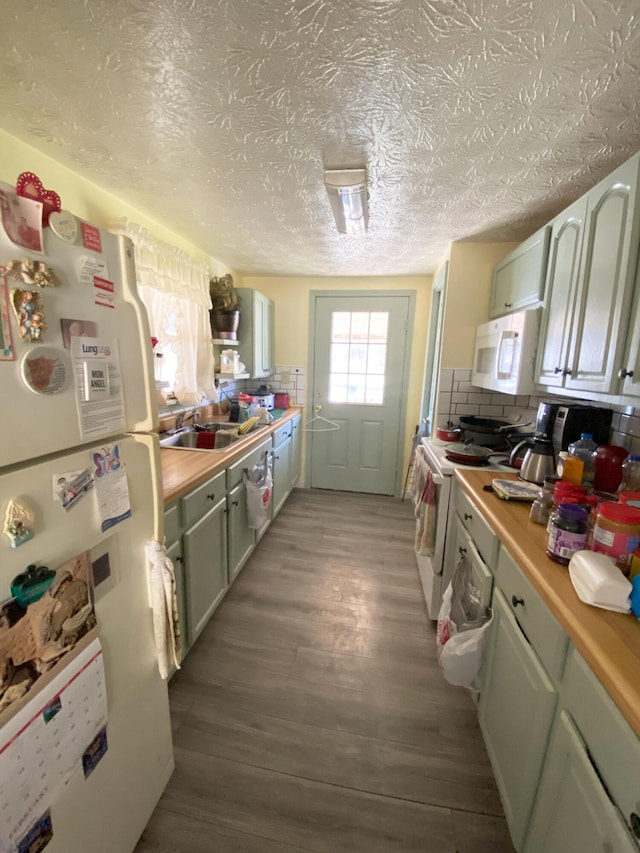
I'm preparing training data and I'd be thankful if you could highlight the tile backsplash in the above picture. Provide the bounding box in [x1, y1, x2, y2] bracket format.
[216, 365, 306, 407]
[438, 368, 640, 454]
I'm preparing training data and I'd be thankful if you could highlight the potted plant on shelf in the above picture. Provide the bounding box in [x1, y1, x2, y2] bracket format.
[209, 273, 241, 340]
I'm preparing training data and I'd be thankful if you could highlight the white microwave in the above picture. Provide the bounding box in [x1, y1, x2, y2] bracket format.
[472, 308, 540, 395]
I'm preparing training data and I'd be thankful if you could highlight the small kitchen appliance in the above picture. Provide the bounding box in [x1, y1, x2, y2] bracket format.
[552, 404, 613, 454]
[509, 401, 558, 484]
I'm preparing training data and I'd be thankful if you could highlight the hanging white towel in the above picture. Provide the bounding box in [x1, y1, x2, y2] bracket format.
[145, 539, 182, 679]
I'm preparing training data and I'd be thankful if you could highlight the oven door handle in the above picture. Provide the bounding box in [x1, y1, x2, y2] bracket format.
[430, 473, 444, 486]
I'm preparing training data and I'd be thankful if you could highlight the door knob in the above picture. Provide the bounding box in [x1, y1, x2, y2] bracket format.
[618, 367, 634, 379]
[554, 366, 562, 374]
[562, 368, 572, 376]
[511, 595, 525, 608]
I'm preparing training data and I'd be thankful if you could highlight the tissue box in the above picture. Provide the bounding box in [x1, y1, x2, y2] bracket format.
[568, 551, 632, 613]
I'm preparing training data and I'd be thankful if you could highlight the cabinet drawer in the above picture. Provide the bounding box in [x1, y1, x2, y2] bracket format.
[454, 486, 499, 571]
[164, 502, 180, 544]
[181, 470, 226, 527]
[226, 436, 272, 491]
[273, 420, 293, 448]
[495, 546, 568, 682]
[451, 519, 494, 611]
[563, 647, 640, 838]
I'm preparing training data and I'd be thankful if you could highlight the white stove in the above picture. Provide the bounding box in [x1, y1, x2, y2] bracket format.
[421, 437, 510, 476]
[413, 438, 512, 619]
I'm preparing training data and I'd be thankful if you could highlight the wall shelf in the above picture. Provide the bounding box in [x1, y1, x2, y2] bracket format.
[215, 372, 249, 381]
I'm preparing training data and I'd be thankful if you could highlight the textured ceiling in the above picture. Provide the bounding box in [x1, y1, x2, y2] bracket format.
[1, 0, 640, 276]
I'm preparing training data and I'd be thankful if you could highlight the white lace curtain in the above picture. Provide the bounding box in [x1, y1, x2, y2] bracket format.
[109, 218, 217, 405]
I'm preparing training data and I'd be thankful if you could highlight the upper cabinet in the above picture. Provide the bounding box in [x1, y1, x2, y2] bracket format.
[236, 288, 275, 379]
[536, 153, 640, 395]
[490, 225, 550, 319]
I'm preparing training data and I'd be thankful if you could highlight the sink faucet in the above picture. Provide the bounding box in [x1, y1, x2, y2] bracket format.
[175, 408, 201, 430]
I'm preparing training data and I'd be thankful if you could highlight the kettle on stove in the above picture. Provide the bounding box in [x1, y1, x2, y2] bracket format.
[509, 437, 556, 484]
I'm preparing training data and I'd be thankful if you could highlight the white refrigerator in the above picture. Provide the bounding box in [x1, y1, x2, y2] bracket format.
[0, 183, 173, 852]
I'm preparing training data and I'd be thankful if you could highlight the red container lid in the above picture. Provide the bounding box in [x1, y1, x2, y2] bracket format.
[597, 501, 640, 523]
[619, 491, 640, 504]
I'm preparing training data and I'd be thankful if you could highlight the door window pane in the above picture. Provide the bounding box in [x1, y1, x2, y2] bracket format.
[328, 311, 388, 405]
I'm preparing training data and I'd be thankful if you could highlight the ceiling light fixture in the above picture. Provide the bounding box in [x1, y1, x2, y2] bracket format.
[324, 168, 368, 235]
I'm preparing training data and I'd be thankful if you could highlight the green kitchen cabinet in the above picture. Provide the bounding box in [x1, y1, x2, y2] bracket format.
[536, 152, 640, 395]
[535, 195, 588, 388]
[272, 420, 292, 516]
[289, 412, 302, 489]
[227, 480, 255, 583]
[236, 288, 275, 379]
[490, 225, 550, 318]
[523, 710, 638, 853]
[183, 494, 228, 645]
[479, 588, 558, 850]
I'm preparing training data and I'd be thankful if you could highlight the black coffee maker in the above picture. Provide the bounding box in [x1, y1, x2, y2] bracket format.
[509, 403, 558, 483]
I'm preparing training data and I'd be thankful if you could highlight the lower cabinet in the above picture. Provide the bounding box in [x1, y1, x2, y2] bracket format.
[163, 417, 301, 661]
[272, 422, 293, 515]
[227, 480, 255, 583]
[523, 710, 638, 853]
[183, 495, 228, 646]
[454, 485, 640, 852]
[479, 589, 558, 850]
[290, 412, 302, 488]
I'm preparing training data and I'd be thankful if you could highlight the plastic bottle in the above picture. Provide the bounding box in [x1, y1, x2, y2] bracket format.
[618, 455, 640, 494]
[568, 433, 598, 487]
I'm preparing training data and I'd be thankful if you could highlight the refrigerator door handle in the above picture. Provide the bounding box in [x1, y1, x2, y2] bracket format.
[118, 235, 157, 431]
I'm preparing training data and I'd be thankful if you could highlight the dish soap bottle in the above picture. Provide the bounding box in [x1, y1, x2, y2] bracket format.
[568, 433, 598, 487]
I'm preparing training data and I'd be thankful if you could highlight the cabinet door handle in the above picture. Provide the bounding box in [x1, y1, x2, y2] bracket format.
[464, 513, 472, 521]
[511, 594, 525, 608]
[554, 366, 562, 374]
[175, 555, 184, 564]
[206, 493, 216, 501]
[274, 455, 280, 460]
[231, 500, 239, 506]
[504, 301, 512, 308]
[562, 368, 572, 376]
[458, 546, 467, 555]
[630, 812, 640, 838]
[618, 367, 634, 379]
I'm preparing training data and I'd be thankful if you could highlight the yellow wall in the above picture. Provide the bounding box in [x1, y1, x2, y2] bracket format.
[441, 241, 519, 368]
[244, 274, 432, 474]
[1, 128, 433, 486]
[0, 128, 233, 274]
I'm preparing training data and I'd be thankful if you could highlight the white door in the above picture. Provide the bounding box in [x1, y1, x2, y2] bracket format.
[309, 292, 412, 495]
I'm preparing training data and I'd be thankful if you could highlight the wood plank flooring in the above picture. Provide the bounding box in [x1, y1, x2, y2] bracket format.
[135, 489, 515, 853]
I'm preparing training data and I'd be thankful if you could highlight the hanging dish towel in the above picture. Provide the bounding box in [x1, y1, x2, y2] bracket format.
[145, 539, 182, 679]
[417, 472, 437, 556]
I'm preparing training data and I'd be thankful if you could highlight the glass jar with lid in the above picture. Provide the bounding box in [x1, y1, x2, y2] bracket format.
[546, 504, 589, 565]
[591, 501, 640, 575]
[530, 475, 559, 525]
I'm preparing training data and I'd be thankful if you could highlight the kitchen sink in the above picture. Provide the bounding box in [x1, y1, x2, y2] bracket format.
[159, 421, 269, 452]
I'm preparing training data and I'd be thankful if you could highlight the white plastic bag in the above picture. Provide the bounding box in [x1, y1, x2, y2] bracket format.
[436, 551, 494, 688]
[243, 455, 273, 529]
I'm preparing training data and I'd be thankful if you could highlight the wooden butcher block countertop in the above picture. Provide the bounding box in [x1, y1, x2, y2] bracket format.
[161, 407, 302, 505]
[456, 468, 640, 738]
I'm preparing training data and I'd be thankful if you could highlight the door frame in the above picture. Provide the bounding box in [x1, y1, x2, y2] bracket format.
[305, 289, 416, 497]
[420, 261, 447, 434]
